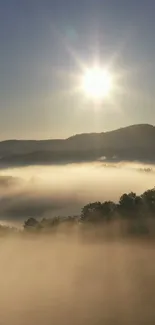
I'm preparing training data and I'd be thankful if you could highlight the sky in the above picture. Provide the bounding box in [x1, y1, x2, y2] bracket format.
[1, 0, 155, 139]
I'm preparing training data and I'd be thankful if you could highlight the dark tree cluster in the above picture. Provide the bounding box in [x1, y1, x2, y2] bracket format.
[23, 215, 79, 232]
[21, 187, 155, 236]
[80, 188, 155, 222]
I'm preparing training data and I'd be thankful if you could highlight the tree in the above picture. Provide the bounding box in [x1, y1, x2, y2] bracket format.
[101, 201, 116, 221]
[141, 188, 155, 216]
[118, 192, 142, 218]
[24, 217, 40, 231]
[81, 201, 116, 222]
[81, 202, 103, 222]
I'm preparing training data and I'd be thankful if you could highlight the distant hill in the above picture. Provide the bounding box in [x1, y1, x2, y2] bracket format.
[0, 124, 155, 166]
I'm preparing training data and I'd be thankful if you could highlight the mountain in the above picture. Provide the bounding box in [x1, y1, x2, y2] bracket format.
[0, 124, 155, 166]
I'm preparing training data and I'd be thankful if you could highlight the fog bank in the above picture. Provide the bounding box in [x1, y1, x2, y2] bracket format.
[0, 162, 155, 224]
[0, 236, 155, 324]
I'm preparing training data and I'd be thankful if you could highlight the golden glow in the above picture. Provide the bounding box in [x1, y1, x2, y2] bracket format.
[81, 67, 113, 100]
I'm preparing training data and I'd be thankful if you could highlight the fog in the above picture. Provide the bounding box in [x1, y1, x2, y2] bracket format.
[0, 235, 155, 324]
[1, 163, 155, 324]
[0, 162, 155, 225]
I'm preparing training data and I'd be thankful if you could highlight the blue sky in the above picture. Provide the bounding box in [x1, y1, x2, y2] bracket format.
[0, 0, 155, 139]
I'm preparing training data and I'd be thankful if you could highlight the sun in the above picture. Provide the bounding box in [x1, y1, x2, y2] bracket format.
[81, 67, 113, 100]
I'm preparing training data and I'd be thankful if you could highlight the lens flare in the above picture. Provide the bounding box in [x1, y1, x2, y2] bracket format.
[81, 67, 113, 100]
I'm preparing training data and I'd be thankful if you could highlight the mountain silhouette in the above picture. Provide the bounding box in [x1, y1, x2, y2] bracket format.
[0, 124, 155, 166]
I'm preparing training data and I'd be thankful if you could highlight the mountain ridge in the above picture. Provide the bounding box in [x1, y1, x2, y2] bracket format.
[0, 124, 155, 166]
[67, 124, 155, 140]
[0, 123, 154, 143]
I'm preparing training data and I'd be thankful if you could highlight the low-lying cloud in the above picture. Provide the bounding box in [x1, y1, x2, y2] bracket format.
[0, 162, 155, 224]
[0, 236, 155, 325]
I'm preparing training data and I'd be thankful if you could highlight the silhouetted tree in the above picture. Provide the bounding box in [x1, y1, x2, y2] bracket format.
[81, 201, 116, 222]
[118, 192, 142, 218]
[24, 217, 40, 231]
[141, 188, 155, 216]
[81, 202, 103, 222]
[101, 201, 116, 221]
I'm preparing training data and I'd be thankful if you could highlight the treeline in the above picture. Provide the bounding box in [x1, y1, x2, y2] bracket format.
[22, 187, 155, 236]
[1, 187, 155, 237]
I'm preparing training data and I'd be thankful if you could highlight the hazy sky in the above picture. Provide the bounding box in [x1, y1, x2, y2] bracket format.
[1, 0, 155, 139]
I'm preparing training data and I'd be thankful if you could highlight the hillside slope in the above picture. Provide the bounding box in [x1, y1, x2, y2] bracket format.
[0, 124, 155, 166]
